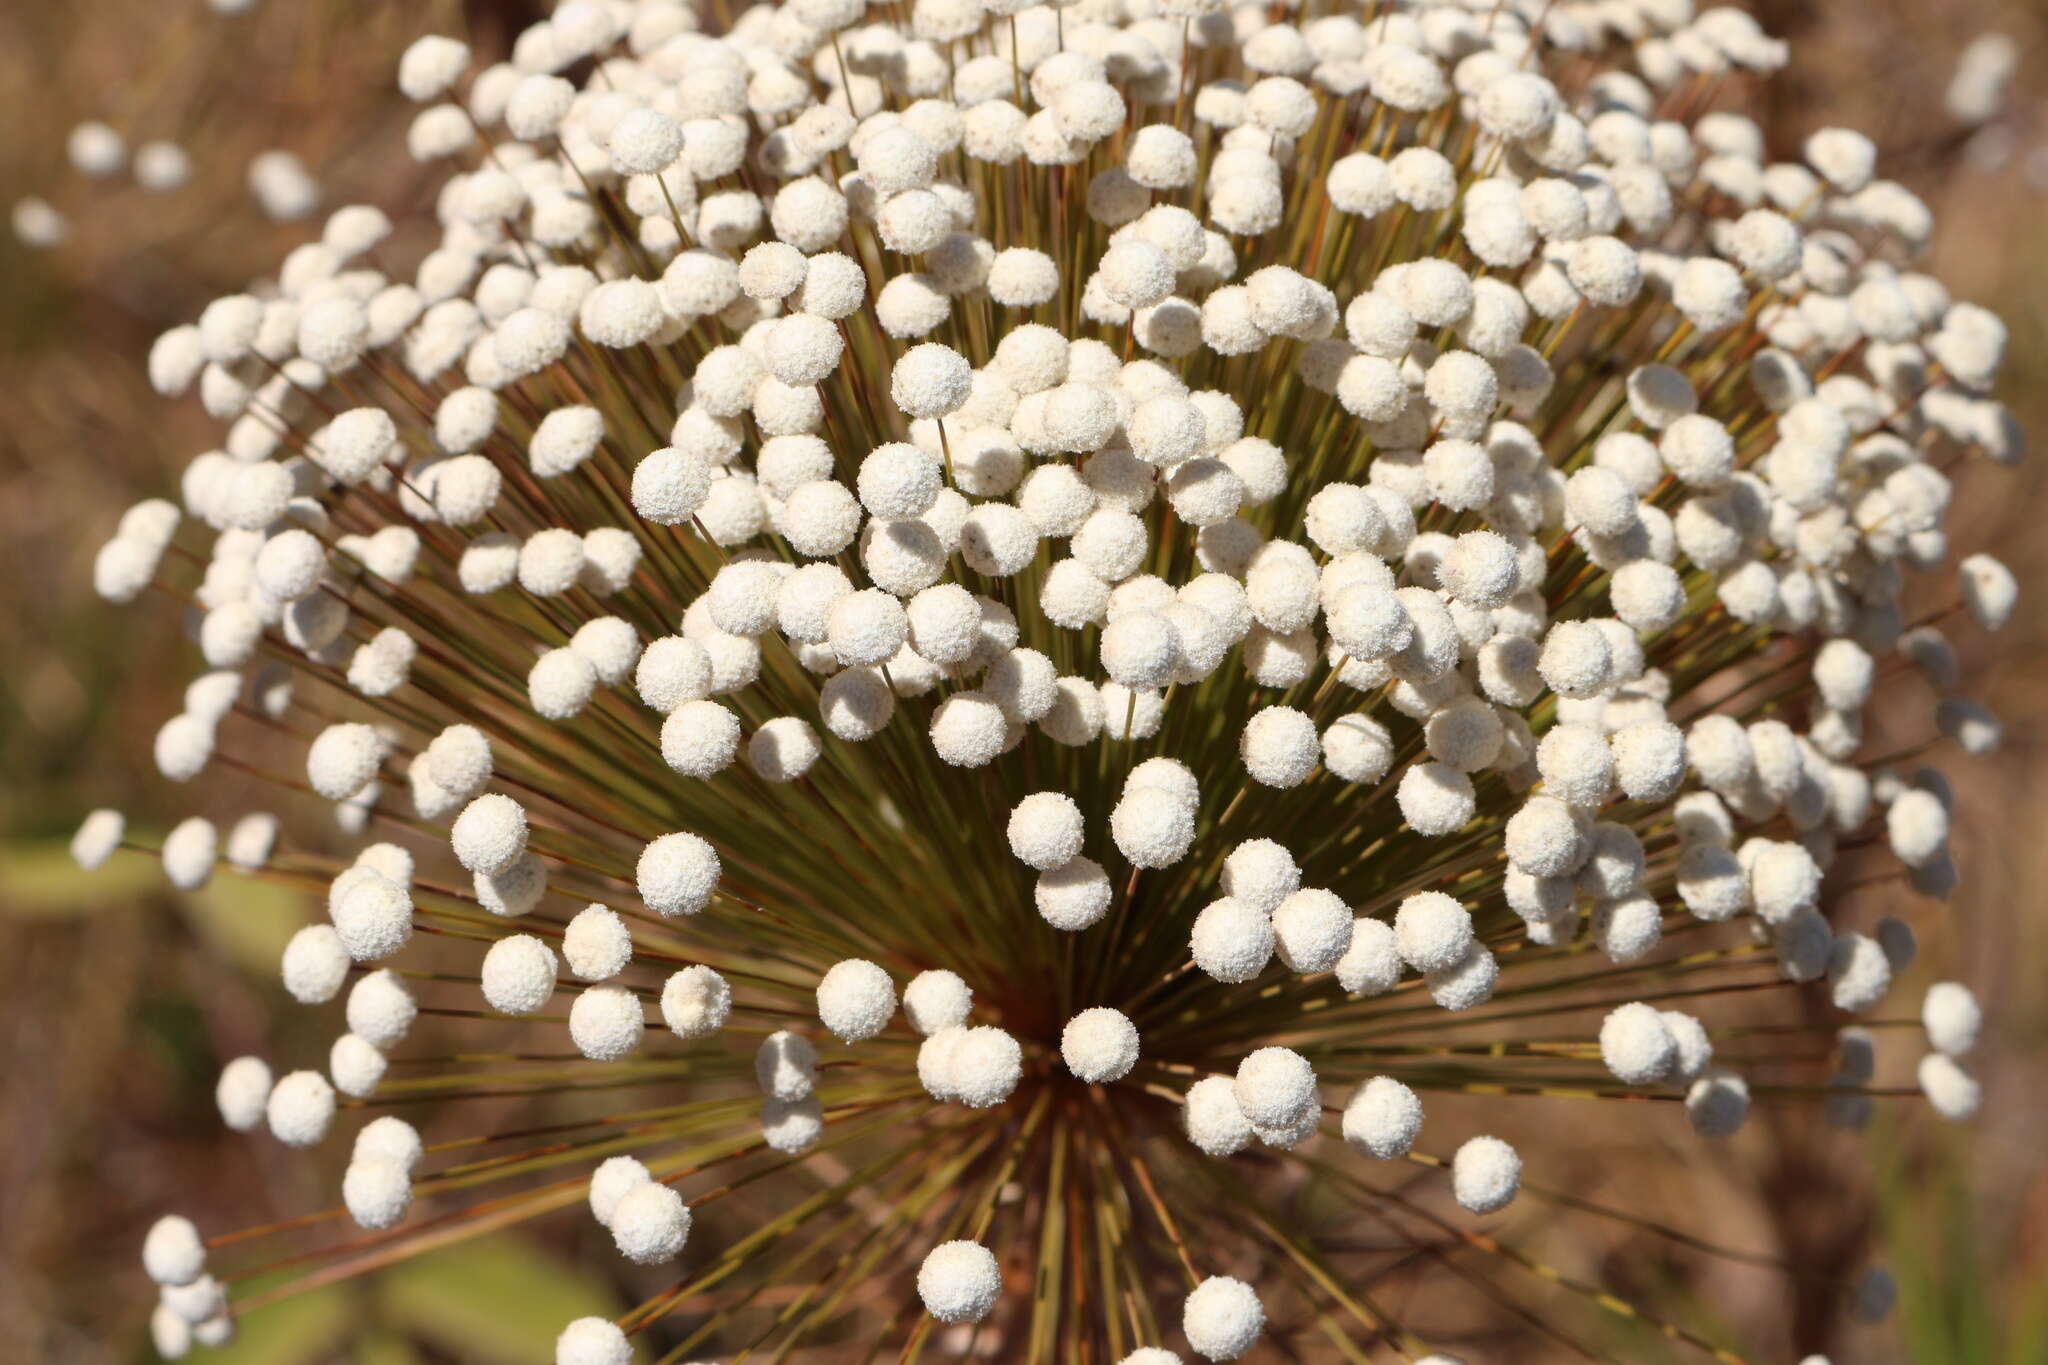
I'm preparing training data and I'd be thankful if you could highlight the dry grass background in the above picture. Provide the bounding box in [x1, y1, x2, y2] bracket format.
[2, 3, 2044, 1362]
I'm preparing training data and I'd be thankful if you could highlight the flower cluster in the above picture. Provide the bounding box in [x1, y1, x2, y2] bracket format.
[72, 1, 2018, 1361]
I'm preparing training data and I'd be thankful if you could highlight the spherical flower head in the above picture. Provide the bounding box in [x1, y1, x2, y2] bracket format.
[1333, 917, 1402, 997]
[929, 691, 1008, 767]
[662, 699, 742, 777]
[764, 313, 844, 389]
[493, 307, 572, 378]
[93, 536, 161, 605]
[1111, 1345, 1181, 1365]
[745, 715, 821, 782]
[299, 297, 369, 369]
[653, 965, 728, 1041]
[1393, 890, 1474, 974]
[1439, 530, 1520, 609]
[348, 971, 418, 1051]
[452, 793, 527, 875]
[1178, 1074, 1255, 1159]
[1499, 789, 1589, 875]
[580, 278, 665, 348]
[562, 905, 633, 982]
[1318, 712, 1400, 785]
[631, 448, 713, 526]
[587, 1155, 653, 1229]
[635, 831, 720, 917]
[1241, 706, 1320, 788]
[1190, 898, 1275, 984]
[761, 1093, 826, 1154]
[1600, 1002, 1678, 1085]
[1008, 791, 1085, 871]
[214, 1055, 273, 1133]
[481, 935, 558, 1015]
[611, 1181, 691, 1263]
[1395, 761, 1476, 837]
[1425, 696, 1505, 773]
[1748, 840, 1822, 925]
[1217, 838, 1299, 914]
[281, 924, 351, 1004]
[1042, 384, 1122, 456]
[944, 1025, 1023, 1108]
[1826, 930, 1894, 1014]
[1037, 856, 1113, 932]
[901, 969, 972, 1036]
[1477, 71, 1559, 139]
[333, 871, 414, 962]
[144, 1215, 207, 1287]
[555, 1317, 632, 1365]
[266, 1069, 337, 1147]
[1111, 781, 1198, 870]
[423, 724, 493, 799]
[755, 1030, 818, 1101]
[1452, 1135, 1521, 1213]
[987, 248, 1059, 308]
[817, 959, 897, 1042]
[570, 985, 645, 1062]
[1061, 1006, 1140, 1083]
[1922, 981, 1982, 1057]
[158, 1269, 223, 1325]
[829, 588, 909, 667]
[1914, 1048, 1983, 1121]
[1272, 888, 1353, 974]
[1232, 1046, 1316, 1132]
[904, 582, 980, 665]
[1959, 553, 2018, 631]
[529, 646, 597, 719]
[399, 35, 470, 101]
[607, 108, 685, 175]
[307, 722, 383, 801]
[918, 1239, 1000, 1324]
[68, 806, 125, 871]
[1342, 1076, 1423, 1159]
[1536, 724, 1615, 809]
[343, 1156, 412, 1229]
[1182, 1276, 1264, 1361]
[1806, 127, 1877, 192]
[67, 120, 126, 177]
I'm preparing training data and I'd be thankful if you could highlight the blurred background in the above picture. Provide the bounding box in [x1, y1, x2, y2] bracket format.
[2, 2, 2044, 1362]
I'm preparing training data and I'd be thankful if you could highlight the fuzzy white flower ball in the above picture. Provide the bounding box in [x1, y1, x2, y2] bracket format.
[144, 1215, 207, 1287]
[1184, 1075, 1254, 1157]
[451, 793, 527, 875]
[1008, 792, 1085, 871]
[659, 965, 731, 1040]
[901, 969, 972, 1036]
[1600, 1002, 1678, 1085]
[555, 1318, 632, 1365]
[1922, 982, 1982, 1057]
[817, 959, 897, 1042]
[1061, 1007, 1140, 1083]
[1272, 888, 1353, 974]
[570, 985, 645, 1062]
[610, 1181, 691, 1263]
[1342, 1077, 1423, 1159]
[266, 1069, 337, 1147]
[1451, 1135, 1522, 1213]
[1181, 1276, 1264, 1361]
[1037, 856, 1114, 931]
[918, 1240, 1001, 1324]
[1917, 1053, 1981, 1121]
[481, 935, 558, 1015]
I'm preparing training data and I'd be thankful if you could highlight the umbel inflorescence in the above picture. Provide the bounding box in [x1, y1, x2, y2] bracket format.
[75, 1, 2016, 1361]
